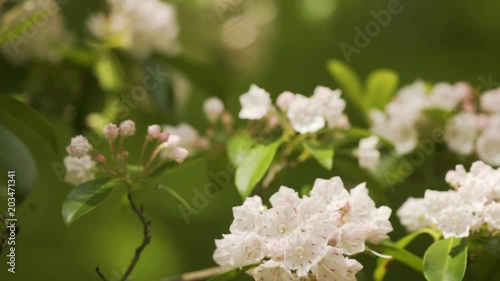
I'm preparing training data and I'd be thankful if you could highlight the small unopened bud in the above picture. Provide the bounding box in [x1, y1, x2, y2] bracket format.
[196, 137, 211, 150]
[117, 150, 129, 160]
[96, 154, 106, 163]
[159, 131, 170, 142]
[337, 115, 351, 129]
[119, 120, 136, 136]
[221, 112, 234, 127]
[276, 91, 295, 111]
[170, 147, 188, 163]
[103, 123, 119, 140]
[148, 124, 161, 139]
[267, 115, 280, 128]
[203, 97, 225, 123]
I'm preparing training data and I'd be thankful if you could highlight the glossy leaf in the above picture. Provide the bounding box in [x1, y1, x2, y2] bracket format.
[93, 54, 123, 92]
[302, 140, 334, 170]
[371, 240, 424, 278]
[423, 237, 468, 281]
[0, 125, 37, 203]
[0, 96, 58, 153]
[227, 136, 254, 167]
[235, 139, 283, 198]
[326, 59, 367, 127]
[374, 229, 440, 281]
[62, 178, 121, 226]
[366, 69, 399, 110]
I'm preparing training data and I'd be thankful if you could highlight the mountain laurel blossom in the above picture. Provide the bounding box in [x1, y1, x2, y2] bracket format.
[398, 161, 500, 238]
[355, 136, 380, 172]
[213, 177, 393, 281]
[239, 84, 272, 120]
[203, 97, 225, 123]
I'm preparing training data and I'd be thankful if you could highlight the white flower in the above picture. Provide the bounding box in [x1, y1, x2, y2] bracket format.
[103, 123, 120, 140]
[283, 233, 328, 277]
[436, 207, 473, 238]
[311, 86, 346, 128]
[88, 0, 180, 59]
[165, 134, 181, 148]
[257, 205, 299, 240]
[355, 136, 380, 172]
[147, 124, 161, 139]
[397, 198, 429, 232]
[480, 88, 500, 114]
[230, 196, 266, 234]
[444, 112, 478, 155]
[253, 261, 294, 281]
[476, 116, 500, 166]
[339, 222, 368, 255]
[66, 135, 93, 157]
[287, 94, 325, 134]
[427, 82, 468, 110]
[163, 123, 199, 149]
[64, 156, 96, 185]
[169, 147, 188, 163]
[312, 247, 363, 281]
[276, 91, 295, 111]
[119, 120, 136, 136]
[483, 202, 500, 230]
[239, 84, 272, 120]
[270, 186, 301, 209]
[203, 97, 225, 122]
[370, 109, 418, 155]
[310, 177, 349, 211]
[445, 164, 468, 188]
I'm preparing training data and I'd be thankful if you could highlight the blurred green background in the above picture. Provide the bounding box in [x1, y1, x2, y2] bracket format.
[1, 0, 500, 280]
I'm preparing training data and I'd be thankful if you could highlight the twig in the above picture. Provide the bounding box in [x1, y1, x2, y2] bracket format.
[94, 182, 152, 281]
[163, 266, 221, 281]
[120, 183, 152, 281]
[95, 267, 108, 281]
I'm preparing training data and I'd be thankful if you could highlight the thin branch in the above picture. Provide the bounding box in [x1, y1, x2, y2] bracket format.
[163, 266, 221, 281]
[119, 183, 152, 281]
[94, 182, 152, 281]
[95, 267, 108, 281]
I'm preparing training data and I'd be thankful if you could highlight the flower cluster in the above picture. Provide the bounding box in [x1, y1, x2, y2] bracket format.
[214, 177, 393, 281]
[87, 0, 180, 59]
[398, 161, 500, 238]
[444, 88, 500, 166]
[238, 84, 349, 134]
[1, 0, 73, 64]
[63, 120, 189, 185]
[370, 81, 471, 155]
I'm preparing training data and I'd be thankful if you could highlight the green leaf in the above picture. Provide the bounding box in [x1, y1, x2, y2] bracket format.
[235, 139, 283, 198]
[332, 128, 393, 150]
[62, 178, 121, 226]
[141, 179, 194, 213]
[0, 125, 37, 203]
[302, 140, 334, 170]
[93, 54, 123, 92]
[371, 240, 424, 280]
[374, 229, 441, 281]
[366, 69, 399, 110]
[326, 59, 367, 127]
[208, 264, 257, 281]
[227, 136, 254, 166]
[424, 237, 468, 281]
[422, 108, 452, 127]
[0, 96, 58, 153]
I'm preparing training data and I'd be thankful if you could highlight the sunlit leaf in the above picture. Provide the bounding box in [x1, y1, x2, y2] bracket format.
[235, 139, 283, 198]
[62, 178, 121, 226]
[423, 237, 468, 281]
[302, 140, 334, 170]
[366, 69, 399, 110]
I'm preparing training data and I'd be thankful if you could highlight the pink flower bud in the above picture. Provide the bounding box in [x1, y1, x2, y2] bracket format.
[276, 91, 295, 110]
[103, 123, 119, 140]
[267, 115, 280, 128]
[221, 112, 234, 127]
[165, 134, 181, 148]
[96, 154, 106, 163]
[66, 135, 92, 157]
[119, 120, 136, 136]
[196, 137, 211, 150]
[170, 147, 188, 163]
[148, 124, 161, 139]
[159, 131, 170, 142]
